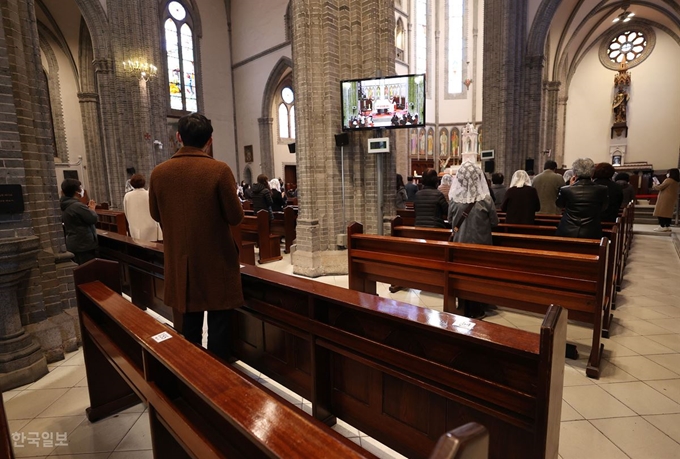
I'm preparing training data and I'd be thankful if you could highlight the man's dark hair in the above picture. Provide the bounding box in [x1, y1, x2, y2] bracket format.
[130, 174, 146, 189]
[544, 160, 557, 171]
[615, 172, 630, 182]
[421, 169, 438, 187]
[178, 113, 213, 148]
[61, 178, 82, 197]
[491, 173, 504, 184]
[593, 162, 616, 180]
[126, 167, 136, 176]
[526, 170, 535, 176]
[407, 176, 414, 182]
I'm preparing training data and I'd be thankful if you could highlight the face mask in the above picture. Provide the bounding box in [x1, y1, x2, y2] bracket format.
[78, 187, 85, 198]
[667, 174, 671, 178]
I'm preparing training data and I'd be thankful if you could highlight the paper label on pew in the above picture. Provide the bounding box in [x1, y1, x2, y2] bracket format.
[151, 331, 172, 343]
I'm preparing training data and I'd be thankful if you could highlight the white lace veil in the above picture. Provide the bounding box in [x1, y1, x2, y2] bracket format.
[269, 179, 281, 192]
[510, 170, 532, 188]
[449, 161, 490, 204]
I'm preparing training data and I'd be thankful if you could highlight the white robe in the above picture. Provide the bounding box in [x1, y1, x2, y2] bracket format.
[123, 188, 162, 241]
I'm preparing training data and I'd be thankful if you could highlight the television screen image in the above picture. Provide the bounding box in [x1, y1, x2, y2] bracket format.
[341, 74, 426, 131]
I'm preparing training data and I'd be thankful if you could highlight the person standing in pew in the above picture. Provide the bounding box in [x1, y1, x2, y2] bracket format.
[501, 170, 541, 225]
[405, 176, 418, 201]
[269, 178, 286, 212]
[251, 174, 274, 220]
[149, 113, 244, 361]
[448, 162, 498, 319]
[414, 168, 449, 228]
[555, 158, 608, 239]
[533, 160, 566, 215]
[60, 178, 98, 265]
[593, 162, 623, 222]
[615, 172, 636, 208]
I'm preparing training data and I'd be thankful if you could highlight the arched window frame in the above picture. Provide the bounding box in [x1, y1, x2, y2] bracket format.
[445, 0, 467, 99]
[276, 78, 295, 143]
[395, 17, 406, 62]
[161, 0, 203, 116]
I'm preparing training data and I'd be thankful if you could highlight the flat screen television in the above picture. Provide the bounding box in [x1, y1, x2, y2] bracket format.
[341, 74, 426, 131]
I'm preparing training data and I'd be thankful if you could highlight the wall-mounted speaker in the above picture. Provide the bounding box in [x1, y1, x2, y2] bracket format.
[287, 143, 296, 153]
[335, 133, 350, 147]
[484, 159, 495, 174]
[524, 158, 535, 172]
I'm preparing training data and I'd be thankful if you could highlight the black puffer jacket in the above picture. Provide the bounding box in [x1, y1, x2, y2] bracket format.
[60, 196, 98, 253]
[555, 180, 608, 239]
[414, 186, 449, 228]
[251, 183, 273, 217]
[594, 178, 623, 222]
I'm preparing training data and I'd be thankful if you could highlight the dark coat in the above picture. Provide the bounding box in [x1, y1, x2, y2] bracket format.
[594, 178, 623, 222]
[60, 196, 98, 253]
[149, 147, 244, 314]
[271, 189, 286, 212]
[617, 181, 636, 208]
[251, 183, 273, 216]
[405, 182, 418, 201]
[414, 186, 449, 228]
[555, 180, 608, 239]
[501, 186, 541, 225]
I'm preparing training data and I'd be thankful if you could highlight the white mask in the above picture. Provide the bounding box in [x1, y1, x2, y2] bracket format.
[78, 187, 85, 198]
[667, 174, 671, 178]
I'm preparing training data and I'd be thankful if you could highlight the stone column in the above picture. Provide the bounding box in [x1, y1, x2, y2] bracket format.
[291, 0, 395, 277]
[555, 94, 568, 167]
[542, 80, 560, 159]
[0, 0, 79, 366]
[518, 54, 546, 170]
[258, 117, 274, 178]
[0, 237, 47, 391]
[78, 91, 108, 201]
[482, 0, 529, 177]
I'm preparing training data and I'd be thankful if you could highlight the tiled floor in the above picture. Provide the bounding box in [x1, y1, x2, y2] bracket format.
[3, 231, 680, 458]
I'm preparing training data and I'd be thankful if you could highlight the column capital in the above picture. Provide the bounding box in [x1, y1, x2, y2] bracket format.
[93, 58, 114, 74]
[525, 55, 545, 69]
[77, 92, 99, 103]
[258, 117, 274, 126]
[543, 81, 561, 91]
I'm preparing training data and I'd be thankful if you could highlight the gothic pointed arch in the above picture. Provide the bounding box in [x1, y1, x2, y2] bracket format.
[73, 0, 111, 59]
[38, 31, 68, 162]
[259, 56, 294, 178]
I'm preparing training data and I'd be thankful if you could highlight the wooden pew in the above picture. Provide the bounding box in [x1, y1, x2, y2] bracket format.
[72, 260, 374, 459]
[348, 221, 605, 379]
[84, 238, 564, 459]
[95, 209, 128, 236]
[230, 224, 256, 265]
[390, 218, 619, 339]
[246, 207, 297, 254]
[397, 208, 416, 226]
[240, 210, 283, 264]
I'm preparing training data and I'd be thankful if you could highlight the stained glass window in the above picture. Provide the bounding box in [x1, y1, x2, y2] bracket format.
[448, 0, 464, 94]
[164, 2, 198, 113]
[415, 0, 428, 75]
[608, 30, 647, 64]
[278, 85, 295, 141]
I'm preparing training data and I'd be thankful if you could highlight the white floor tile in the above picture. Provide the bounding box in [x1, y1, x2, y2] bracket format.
[2, 390, 21, 402]
[644, 413, 680, 444]
[591, 416, 680, 459]
[646, 354, 680, 375]
[558, 420, 628, 459]
[647, 334, 680, 352]
[114, 412, 151, 451]
[37, 387, 90, 418]
[562, 385, 636, 419]
[51, 413, 141, 455]
[5, 390, 68, 420]
[12, 415, 84, 458]
[561, 400, 583, 421]
[600, 382, 680, 415]
[609, 335, 675, 355]
[608, 355, 680, 381]
[27, 366, 86, 391]
[646, 379, 680, 405]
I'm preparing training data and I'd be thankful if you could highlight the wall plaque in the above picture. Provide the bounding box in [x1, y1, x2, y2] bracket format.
[0, 184, 24, 214]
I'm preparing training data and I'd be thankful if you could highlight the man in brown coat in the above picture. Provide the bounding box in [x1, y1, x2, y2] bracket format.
[149, 113, 243, 360]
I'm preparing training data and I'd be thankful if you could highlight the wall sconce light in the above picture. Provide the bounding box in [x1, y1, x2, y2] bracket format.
[122, 59, 158, 81]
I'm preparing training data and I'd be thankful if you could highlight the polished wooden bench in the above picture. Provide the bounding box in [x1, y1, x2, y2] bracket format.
[245, 206, 297, 254]
[389, 218, 619, 339]
[233, 264, 565, 459]
[73, 259, 374, 459]
[239, 210, 283, 264]
[81, 241, 563, 459]
[348, 221, 605, 379]
[230, 224, 256, 265]
[95, 209, 128, 236]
